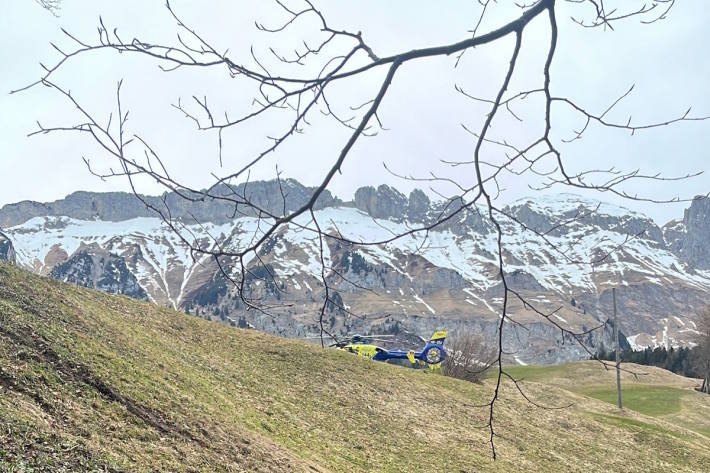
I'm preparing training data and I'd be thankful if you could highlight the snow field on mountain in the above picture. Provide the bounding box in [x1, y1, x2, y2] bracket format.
[8, 203, 710, 302]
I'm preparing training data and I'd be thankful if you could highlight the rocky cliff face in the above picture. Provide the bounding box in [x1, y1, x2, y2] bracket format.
[664, 196, 710, 270]
[354, 185, 408, 220]
[0, 231, 16, 263]
[49, 243, 148, 299]
[1, 182, 708, 364]
[0, 179, 340, 227]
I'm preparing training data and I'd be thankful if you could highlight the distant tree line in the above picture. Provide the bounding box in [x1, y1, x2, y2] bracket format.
[596, 345, 704, 379]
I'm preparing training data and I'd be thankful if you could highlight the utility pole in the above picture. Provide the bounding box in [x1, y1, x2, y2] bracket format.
[613, 287, 622, 409]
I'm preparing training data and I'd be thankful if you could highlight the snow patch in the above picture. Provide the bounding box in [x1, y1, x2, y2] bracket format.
[552, 314, 568, 324]
[413, 294, 436, 315]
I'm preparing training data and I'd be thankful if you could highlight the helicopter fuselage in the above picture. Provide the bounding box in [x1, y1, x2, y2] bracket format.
[340, 331, 447, 366]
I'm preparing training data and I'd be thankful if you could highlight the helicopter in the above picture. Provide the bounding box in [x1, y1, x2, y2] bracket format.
[306, 331, 448, 368]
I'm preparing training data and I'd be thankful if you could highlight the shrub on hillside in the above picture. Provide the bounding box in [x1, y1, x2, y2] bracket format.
[441, 331, 495, 383]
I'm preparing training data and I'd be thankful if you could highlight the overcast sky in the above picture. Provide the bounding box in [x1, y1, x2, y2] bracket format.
[1, 0, 708, 224]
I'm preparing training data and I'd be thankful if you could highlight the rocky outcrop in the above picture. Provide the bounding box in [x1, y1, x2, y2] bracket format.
[354, 185, 408, 220]
[407, 189, 430, 221]
[435, 201, 492, 235]
[505, 196, 664, 245]
[663, 219, 686, 255]
[332, 250, 468, 295]
[0, 231, 15, 263]
[49, 244, 147, 300]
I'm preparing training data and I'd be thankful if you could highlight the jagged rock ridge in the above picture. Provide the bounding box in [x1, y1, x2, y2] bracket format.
[0, 180, 340, 227]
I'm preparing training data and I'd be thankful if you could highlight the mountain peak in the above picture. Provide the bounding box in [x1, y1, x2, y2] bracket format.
[510, 193, 644, 219]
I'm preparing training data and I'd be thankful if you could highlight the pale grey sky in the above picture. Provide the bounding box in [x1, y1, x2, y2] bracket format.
[1, 0, 708, 224]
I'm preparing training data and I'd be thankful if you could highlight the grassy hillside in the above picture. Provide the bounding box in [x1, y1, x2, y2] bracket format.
[502, 362, 710, 438]
[0, 262, 708, 472]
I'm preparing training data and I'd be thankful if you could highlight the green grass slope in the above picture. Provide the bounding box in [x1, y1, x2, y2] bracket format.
[0, 262, 709, 472]
[503, 361, 710, 438]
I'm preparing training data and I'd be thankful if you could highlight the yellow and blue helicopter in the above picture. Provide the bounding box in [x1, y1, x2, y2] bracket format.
[328, 331, 448, 368]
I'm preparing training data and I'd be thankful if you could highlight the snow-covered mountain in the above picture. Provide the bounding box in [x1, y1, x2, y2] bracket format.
[1, 181, 708, 364]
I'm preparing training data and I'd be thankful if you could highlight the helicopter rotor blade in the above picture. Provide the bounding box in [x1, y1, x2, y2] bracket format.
[302, 334, 396, 339]
[350, 334, 396, 339]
